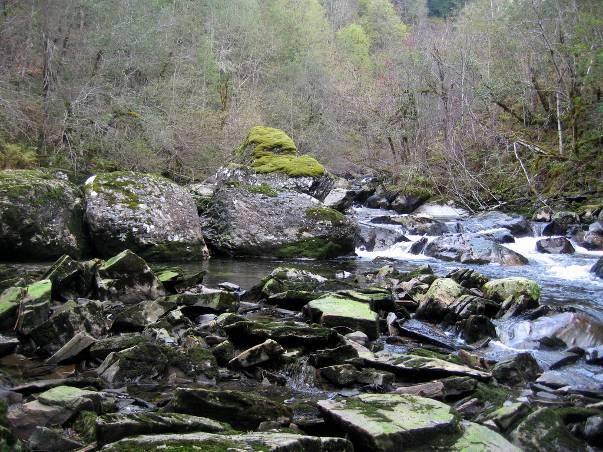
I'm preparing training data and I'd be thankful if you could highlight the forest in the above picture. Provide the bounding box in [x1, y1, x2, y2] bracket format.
[1, 0, 601, 211]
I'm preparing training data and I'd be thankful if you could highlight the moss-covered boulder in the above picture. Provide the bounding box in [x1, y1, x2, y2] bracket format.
[96, 412, 225, 447]
[95, 249, 165, 304]
[0, 169, 88, 260]
[318, 393, 460, 451]
[103, 431, 352, 452]
[201, 187, 358, 258]
[304, 294, 380, 339]
[163, 387, 292, 430]
[482, 277, 541, 304]
[84, 171, 208, 261]
[415, 278, 465, 322]
[96, 340, 217, 387]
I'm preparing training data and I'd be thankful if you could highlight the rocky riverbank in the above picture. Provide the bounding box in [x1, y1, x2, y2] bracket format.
[0, 126, 602, 450]
[0, 250, 601, 450]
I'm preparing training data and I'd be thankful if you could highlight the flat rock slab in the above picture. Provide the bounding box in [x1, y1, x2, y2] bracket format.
[397, 319, 461, 350]
[448, 421, 521, 451]
[304, 295, 379, 339]
[317, 393, 459, 451]
[46, 332, 96, 365]
[96, 412, 224, 446]
[364, 354, 491, 381]
[103, 431, 353, 451]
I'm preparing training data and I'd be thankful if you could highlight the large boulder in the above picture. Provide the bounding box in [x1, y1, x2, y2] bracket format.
[415, 278, 465, 322]
[575, 221, 603, 250]
[482, 277, 540, 305]
[357, 224, 408, 252]
[424, 233, 528, 265]
[84, 171, 208, 261]
[202, 187, 357, 258]
[460, 211, 531, 236]
[370, 215, 448, 235]
[536, 237, 575, 254]
[390, 192, 429, 214]
[318, 393, 459, 451]
[164, 387, 291, 430]
[0, 169, 88, 260]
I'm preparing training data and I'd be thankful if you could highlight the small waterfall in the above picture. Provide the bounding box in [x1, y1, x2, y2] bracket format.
[283, 356, 320, 394]
[530, 221, 548, 237]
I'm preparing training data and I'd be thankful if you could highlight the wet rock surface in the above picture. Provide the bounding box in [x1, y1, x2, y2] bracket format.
[0, 241, 601, 451]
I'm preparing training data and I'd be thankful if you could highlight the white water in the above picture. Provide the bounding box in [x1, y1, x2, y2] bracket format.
[352, 206, 603, 321]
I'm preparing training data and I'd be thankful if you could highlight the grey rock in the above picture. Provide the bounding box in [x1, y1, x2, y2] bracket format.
[0, 169, 88, 260]
[461, 211, 531, 236]
[536, 237, 575, 254]
[424, 234, 528, 265]
[46, 332, 96, 365]
[202, 187, 357, 258]
[492, 352, 542, 385]
[84, 171, 208, 261]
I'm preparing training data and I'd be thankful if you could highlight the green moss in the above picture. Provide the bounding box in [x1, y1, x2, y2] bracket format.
[242, 184, 278, 197]
[305, 207, 346, 225]
[73, 410, 97, 444]
[409, 348, 463, 365]
[273, 238, 351, 259]
[251, 154, 325, 177]
[25, 279, 52, 301]
[86, 171, 145, 208]
[308, 295, 378, 322]
[237, 126, 297, 157]
[474, 383, 509, 409]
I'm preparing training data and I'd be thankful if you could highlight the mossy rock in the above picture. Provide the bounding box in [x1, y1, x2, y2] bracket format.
[304, 294, 380, 339]
[163, 387, 292, 430]
[482, 277, 541, 303]
[235, 126, 325, 177]
[318, 393, 460, 451]
[84, 171, 208, 261]
[0, 169, 88, 260]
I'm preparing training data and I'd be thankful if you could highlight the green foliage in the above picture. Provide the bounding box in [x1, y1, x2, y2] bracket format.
[336, 24, 371, 68]
[427, 0, 465, 17]
[0, 142, 37, 170]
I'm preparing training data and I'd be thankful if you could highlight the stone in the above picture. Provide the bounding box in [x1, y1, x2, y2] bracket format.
[0, 286, 23, 331]
[461, 211, 531, 236]
[575, 222, 603, 250]
[321, 364, 359, 386]
[536, 237, 575, 254]
[28, 426, 83, 451]
[0, 169, 88, 260]
[390, 192, 429, 214]
[36, 385, 101, 411]
[14, 279, 52, 335]
[511, 407, 598, 451]
[84, 171, 208, 260]
[211, 339, 235, 366]
[424, 233, 528, 265]
[201, 187, 358, 258]
[409, 237, 428, 254]
[308, 344, 359, 368]
[166, 288, 239, 313]
[483, 402, 531, 432]
[363, 354, 491, 381]
[46, 332, 96, 365]
[304, 294, 379, 339]
[482, 277, 540, 304]
[0, 334, 19, 356]
[394, 376, 477, 401]
[96, 341, 217, 387]
[88, 334, 147, 361]
[476, 228, 516, 244]
[584, 415, 603, 447]
[591, 257, 603, 279]
[346, 331, 369, 346]
[43, 255, 98, 301]
[164, 387, 292, 430]
[449, 421, 520, 451]
[29, 300, 109, 355]
[103, 431, 352, 452]
[318, 393, 459, 451]
[492, 352, 542, 385]
[323, 187, 355, 211]
[95, 249, 165, 304]
[188, 182, 216, 214]
[358, 224, 409, 252]
[223, 319, 340, 350]
[533, 207, 553, 222]
[370, 215, 448, 235]
[367, 194, 390, 209]
[397, 319, 461, 350]
[111, 298, 177, 332]
[96, 412, 225, 447]
[228, 339, 285, 368]
[415, 278, 464, 322]
[446, 268, 489, 289]
[461, 315, 497, 343]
